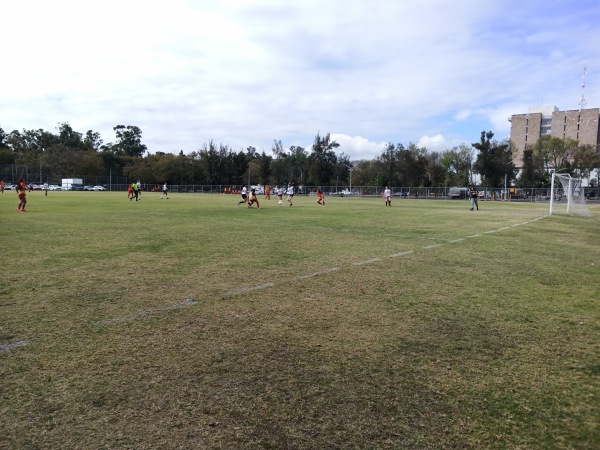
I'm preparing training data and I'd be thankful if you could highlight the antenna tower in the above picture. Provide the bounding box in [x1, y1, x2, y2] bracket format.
[579, 66, 587, 110]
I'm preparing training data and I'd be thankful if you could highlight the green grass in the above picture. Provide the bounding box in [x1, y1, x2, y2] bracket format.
[1, 191, 599, 449]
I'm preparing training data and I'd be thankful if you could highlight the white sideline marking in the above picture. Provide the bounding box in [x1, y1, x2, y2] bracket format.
[0, 340, 28, 352]
[353, 258, 381, 266]
[298, 268, 339, 279]
[223, 283, 275, 297]
[484, 230, 497, 234]
[423, 244, 443, 249]
[498, 227, 510, 231]
[448, 239, 464, 243]
[467, 234, 481, 238]
[389, 250, 414, 258]
[98, 300, 196, 325]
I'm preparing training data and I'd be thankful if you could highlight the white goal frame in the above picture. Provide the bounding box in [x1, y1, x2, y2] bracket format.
[549, 173, 590, 216]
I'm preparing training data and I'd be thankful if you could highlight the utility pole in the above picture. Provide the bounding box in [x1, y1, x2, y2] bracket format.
[342, 163, 355, 193]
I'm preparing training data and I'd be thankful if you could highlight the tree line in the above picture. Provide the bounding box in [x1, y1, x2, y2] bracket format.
[1, 123, 598, 188]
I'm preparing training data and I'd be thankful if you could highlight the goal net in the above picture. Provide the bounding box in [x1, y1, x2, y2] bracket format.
[549, 173, 591, 216]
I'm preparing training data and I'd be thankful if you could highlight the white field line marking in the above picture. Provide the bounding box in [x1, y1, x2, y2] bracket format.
[498, 227, 510, 231]
[484, 230, 497, 234]
[223, 283, 275, 297]
[385, 234, 448, 243]
[0, 340, 28, 352]
[98, 300, 197, 325]
[423, 244, 443, 249]
[298, 267, 339, 279]
[353, 258, 381, 266]
[389, 250, 414, 258]
[467, 234, 481, 238]
[448, 239, 464, 243]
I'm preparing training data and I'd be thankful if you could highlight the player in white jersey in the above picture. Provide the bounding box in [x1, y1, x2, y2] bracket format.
[237, 186, 248, 206]
[287, 183, 294, 206]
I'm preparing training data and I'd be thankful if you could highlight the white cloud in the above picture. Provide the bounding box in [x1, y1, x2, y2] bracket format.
[417, 135, 451, 153]
[329, 134, 386, 161]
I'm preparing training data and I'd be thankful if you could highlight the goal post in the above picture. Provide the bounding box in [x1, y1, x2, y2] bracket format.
[549, 172, 591, 216]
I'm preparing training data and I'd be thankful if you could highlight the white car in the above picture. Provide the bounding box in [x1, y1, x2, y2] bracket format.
[48, 185, 62, 191]
[92, 186, 107, 191]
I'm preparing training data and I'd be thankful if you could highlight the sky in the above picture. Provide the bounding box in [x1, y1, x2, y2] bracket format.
[2, 0, 600, 161]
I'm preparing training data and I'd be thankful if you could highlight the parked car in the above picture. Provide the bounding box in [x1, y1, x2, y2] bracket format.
[48, 185, 62, 191]
[92, 186, 107, 191]
[449, 187, 468, 199]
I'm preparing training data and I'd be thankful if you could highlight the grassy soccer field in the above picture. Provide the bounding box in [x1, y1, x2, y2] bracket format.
[1, 191, 599, 449]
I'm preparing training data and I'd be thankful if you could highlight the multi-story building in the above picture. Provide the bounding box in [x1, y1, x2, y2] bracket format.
[509, 106, 600, 168]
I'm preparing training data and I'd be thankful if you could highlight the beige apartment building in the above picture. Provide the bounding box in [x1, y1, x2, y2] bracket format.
[509, 106, 600, 168]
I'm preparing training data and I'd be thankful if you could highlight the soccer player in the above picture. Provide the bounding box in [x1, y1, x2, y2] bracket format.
[276, 186, 284, 205]
[161, 182, 169, 199]
[469, 187, 479, 211]
[317, 189, 325, 207]
[265, 185, 271, 200]
[384, 186, 392, 207]
[16, 178, 27, 211]
[43, 182, 48, 196]
[131, 182, 139, 201]
[248, 188, 260, 208]
[128, 183, 134, 199]
[136, 180, 142, 199]
[287, 182, 294, 206]
[0, 179, 5, 194]
[237, 186, 248, 206]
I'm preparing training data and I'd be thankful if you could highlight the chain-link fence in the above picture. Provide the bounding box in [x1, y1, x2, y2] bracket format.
[2, 164, 598, 201]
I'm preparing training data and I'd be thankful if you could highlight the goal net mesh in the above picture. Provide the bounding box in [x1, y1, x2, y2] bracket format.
[550, 173, 591, 217]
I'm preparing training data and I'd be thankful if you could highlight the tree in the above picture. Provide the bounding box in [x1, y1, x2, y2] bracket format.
[472, 131, 514, 188]
[397, 146, 420, 186]
[306, 133, 339, 185]
[425, 152, 445, 187]
[517, 145, 547, 188]
[440, 144, 473, 186]
[197, 141, 233, 185]
[288, 145, 307, 185]
[0, 127, 15, 165]
[112, 125, 147, 157]
[571, 144, 600, 178]
[270, 140, 288, 185]
[84, 130, 104, 152]
[57, 122, 85, 150]
[230, 150, 248, 185]
[334, 153, 354, 189]
[543, 137, 578, 172]
[0, 127, 8, 150]
[257, 151, 272, 185]
[378, 143, 399, 186]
